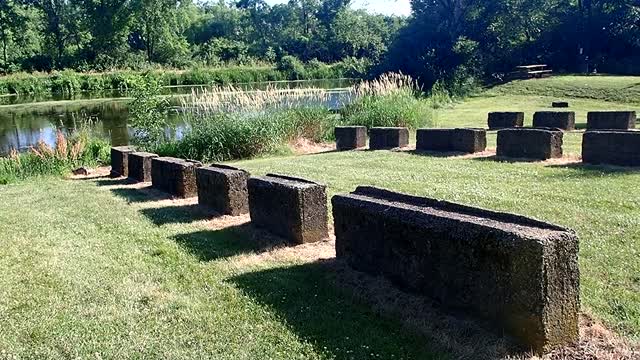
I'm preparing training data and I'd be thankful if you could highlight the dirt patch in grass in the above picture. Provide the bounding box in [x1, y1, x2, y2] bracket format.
[289, 138, 335, 155]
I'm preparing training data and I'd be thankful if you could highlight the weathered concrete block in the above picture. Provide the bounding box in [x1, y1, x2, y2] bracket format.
[196, 164, 250, 216]
[582, 131, 640, 167]
[488, 112, 524, 129]
[128, 152, 158, 182]
[533, 112, 575, 130]
[369, 127, 409, 149]
[335, 126, 367, 150]
[416, 128, 486, 153]
[151, 157, 202, 198]
[587, 111, 636, 130]
[497, 128, 564, 160]
[248, 174, 328, 244]
[110, 146, 135, 178]
[332, 186, 580, 353]
[552, 101, 569, 108]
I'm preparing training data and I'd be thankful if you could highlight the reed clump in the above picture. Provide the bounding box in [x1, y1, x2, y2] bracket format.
[153, 85, 337, 162]
[0, 127, 110, 184]
[340, 72, 432, 129]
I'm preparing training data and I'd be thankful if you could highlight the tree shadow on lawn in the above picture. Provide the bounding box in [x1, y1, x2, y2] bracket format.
[140, 204, 218, 225]
[172, 224, 286, 262]
[227, 259, 525, 360]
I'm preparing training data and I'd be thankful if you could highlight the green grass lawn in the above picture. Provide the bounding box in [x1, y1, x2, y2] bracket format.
[1, 75, 639, 358]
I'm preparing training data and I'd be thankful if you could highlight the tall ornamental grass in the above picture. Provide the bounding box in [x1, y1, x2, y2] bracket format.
[340, 73, 432, 129]
[0, 128, 110, 184]
[154, 85, 337, 162]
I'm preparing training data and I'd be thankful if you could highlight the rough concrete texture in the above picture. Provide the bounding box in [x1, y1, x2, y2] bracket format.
[110, 146, 135, 178]
[552, 101, 569, 108]
[196, 164, 250, 216]
[582, 130, 640, 167]
[248, 174, 328, 244]
[497, 128, 564, 160]
[416, 128, 486, 153]
[488, 112, 525, 129]
[369, 127, 410, 149]
[151, 157, 202, 198]
[587, 111, 636, 130]
[335, 126, 367, 150]
[332, 186, 580, 354]
[128, 152, 158, 182]
[533, 112, 576, 130]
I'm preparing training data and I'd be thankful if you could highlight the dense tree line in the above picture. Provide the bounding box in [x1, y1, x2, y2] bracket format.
[379, 0, 640, 89]
[0, 0, 404, 73]
[1, 0, 639, 88]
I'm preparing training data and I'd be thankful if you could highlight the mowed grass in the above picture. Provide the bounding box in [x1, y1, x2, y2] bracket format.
[0, 177, 444, 359]
[235, 151, 640, 341]
[0, 150, 638, 358]
[1, 75, 639, 357]
[432, 75, 640, 156]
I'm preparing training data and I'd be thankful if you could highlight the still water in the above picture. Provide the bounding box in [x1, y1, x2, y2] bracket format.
[0, 79, 356, 155]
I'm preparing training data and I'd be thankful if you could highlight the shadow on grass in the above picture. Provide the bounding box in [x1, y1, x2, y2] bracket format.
[94, 177, 134, 186]
[140, 204, 218, 225]
[110, 186, 173, 203]
[469, 155, 543, 163]
[544, 162, 640, 176]
[228, 259, 449, 360]
[407, 149, 474, 158]
[172, 224, 283, 261]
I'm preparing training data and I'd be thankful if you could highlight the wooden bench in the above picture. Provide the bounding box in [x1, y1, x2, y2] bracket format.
[509, 64, 553, 80]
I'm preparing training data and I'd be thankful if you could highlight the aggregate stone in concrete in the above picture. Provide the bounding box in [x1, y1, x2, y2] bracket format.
[248, 174, 328, 244]
[128, 152, 158, 182]
[497, 128, 564, 160]
[335, 126, 367, 150]
[151, 157, 202, 198]
[369, 127, 409, 149]
[533, 111, 576, 130]
[332, 186, 580, 354]
[587, 111, 636, 130]
[416, 128, 486, 153]
[582, 130, 640, 167]
[488, 112, 525, 129]
[552, 101, 569, 108]
[196, 164, 250, 216]
[110, 146, 135, 178]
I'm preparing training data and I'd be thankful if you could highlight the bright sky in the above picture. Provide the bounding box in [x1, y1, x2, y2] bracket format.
[265, 0, 412, 17]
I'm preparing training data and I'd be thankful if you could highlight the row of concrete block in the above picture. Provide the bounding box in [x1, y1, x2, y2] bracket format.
[111, 145, 579, 353]
[488, 110, 637, 130]
[336, 126, 640, 165]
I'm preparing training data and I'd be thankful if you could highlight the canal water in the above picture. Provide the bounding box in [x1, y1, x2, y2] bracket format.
[0, 79, 356, 155]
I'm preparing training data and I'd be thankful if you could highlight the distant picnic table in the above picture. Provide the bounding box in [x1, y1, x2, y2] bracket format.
[509, 64, 553, 80]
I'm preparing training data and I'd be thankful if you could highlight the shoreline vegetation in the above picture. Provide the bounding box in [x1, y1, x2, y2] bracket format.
[0, 61, 365, 97]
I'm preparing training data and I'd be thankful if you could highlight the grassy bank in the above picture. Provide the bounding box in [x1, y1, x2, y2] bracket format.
[0, 63, 357, 96]
[487, 75, 640, 105]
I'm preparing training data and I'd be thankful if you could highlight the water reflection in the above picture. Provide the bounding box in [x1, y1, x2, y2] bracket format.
[0, 79, 357, 155]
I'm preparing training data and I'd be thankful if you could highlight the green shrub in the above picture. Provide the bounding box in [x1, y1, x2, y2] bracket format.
[277, 56, 307, 80]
